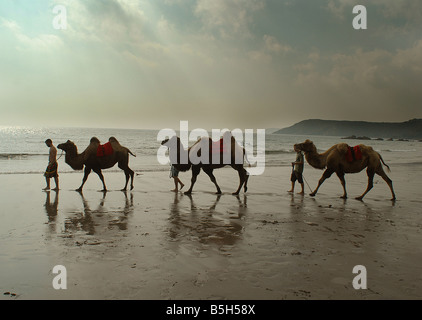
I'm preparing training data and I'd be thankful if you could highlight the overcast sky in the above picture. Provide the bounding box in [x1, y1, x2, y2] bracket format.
[1, 0, 421, 130]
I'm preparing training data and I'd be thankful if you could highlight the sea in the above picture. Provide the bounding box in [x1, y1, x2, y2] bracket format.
[0, 126, 421, 175]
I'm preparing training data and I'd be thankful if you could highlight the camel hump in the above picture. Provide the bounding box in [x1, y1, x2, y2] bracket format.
[90, 137, 100, 144]
[107, 137, 134, 155]
[360, 144, 373, 153]
[336, 143, 349, 155]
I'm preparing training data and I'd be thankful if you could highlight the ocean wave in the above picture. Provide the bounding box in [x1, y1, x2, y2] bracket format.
[380, 149, 417, 153]
[0, 166, 170, 175]
[1, 160, 420, 175]
[392, 161, 422, 166]
[265, 149, 294, 155]
[0, 171, 48, 175]
[0, 153, 47, 159]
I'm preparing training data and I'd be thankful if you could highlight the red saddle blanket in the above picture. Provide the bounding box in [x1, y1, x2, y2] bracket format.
[211, 139, 229, 154]
[346, 145, 362, 162]
[96, 142, 113, 157]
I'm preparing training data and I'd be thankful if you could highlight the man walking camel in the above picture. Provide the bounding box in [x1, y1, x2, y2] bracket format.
[44, 139, 59, 191]
[288, 145, 304, 195]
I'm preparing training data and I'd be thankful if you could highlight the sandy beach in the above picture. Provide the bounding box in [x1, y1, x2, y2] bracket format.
[0, 165, 421, 300]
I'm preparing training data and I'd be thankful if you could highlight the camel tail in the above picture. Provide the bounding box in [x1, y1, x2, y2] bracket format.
[124, 147, 136, 157]
[378, 153, 391, 172]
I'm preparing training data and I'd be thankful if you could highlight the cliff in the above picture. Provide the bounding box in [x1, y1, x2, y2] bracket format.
[273, 119, 422, 139]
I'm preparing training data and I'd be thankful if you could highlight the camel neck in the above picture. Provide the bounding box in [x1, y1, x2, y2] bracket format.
[65, 151, 85, 170]
[304, 148, 328, 170]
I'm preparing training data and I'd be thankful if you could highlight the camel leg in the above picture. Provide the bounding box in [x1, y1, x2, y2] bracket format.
[118, 163, 134, 191]
[244, 169, 249, 193]
[356, 168, 374, 201]
[121, 170, 130, 191]
[123, 172, 130, 191]
[129, 168, 134, 190]
[93, 168, 107, 191]
[203, 168, 222, 194]
[118, 162, 129, 191]
[77, 167, 92, 192]
[232, 165, 246, 195]
[336, 171, 347, 199]
[376, 166, 396, 201]
[310, 169, 333, 197]
[184, 166, 200, 195]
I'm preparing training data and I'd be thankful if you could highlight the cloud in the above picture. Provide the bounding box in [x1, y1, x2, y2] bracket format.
[1, 0, 422, 128]
[263, 35, 292, 54]
[393, 39, 422, 73]
[194, 0, 265, 38]
[247, 35, 293, 63]
[1, 18, 63, 51]
[247, 50, 272, 63]
[326, 0, 357, 19]
[330, 41, 422, 88]
[326, 0, 422, 25]
[164, 0, 191, 4]
[292, 39, 422, 120]
[54, 0, 147, 44]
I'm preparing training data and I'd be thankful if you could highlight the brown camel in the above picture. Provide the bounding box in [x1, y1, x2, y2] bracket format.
[294, 139, 396, 201]
[57, 137, 135, 192]
[161, 134, 249, 195]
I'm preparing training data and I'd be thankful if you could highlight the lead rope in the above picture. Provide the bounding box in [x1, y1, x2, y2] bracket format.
[57, 150, 64, 161]
[302, 174, 313, 193]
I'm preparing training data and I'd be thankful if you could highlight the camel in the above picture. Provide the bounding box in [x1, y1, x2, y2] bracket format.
[294, 139, 396, 201]
[57, 137, 135, 192]
[161, 134, 249, 195]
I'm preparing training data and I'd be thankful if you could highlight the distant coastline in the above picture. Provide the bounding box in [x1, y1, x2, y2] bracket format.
[340, 135, 412, 142]
[273, 119, 422, 140]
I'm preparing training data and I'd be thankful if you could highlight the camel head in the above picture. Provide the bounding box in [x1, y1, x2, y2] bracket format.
[294, 139, 316, 154]
[57, 140, 84, 170]
[161, 136, 181, 149]
[161, 136, 190, 169]
[57, 140, 78, 155]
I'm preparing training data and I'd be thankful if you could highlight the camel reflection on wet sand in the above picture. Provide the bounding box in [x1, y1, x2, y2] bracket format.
[44, 189, 249, 251]
[167, 192, 248, 248]
[62, 191, 134, 236]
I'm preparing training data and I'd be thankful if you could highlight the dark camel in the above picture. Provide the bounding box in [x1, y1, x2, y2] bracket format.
[161, 135, 249, 195]
[294, 139, 396, 201]
[57, 137, 135, 192]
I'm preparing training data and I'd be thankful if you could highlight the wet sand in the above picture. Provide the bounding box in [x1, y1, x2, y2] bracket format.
[0, 166, 421, 300]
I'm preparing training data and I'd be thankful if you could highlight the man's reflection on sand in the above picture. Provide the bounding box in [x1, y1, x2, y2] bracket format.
[62, 191, 134, 236]
[44, 190, 59, 234]
[288, 192, 305, 215]
[167, 193, 248, 247]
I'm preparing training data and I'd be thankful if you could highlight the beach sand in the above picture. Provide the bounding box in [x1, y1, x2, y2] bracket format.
[0, 165, 421, 300]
